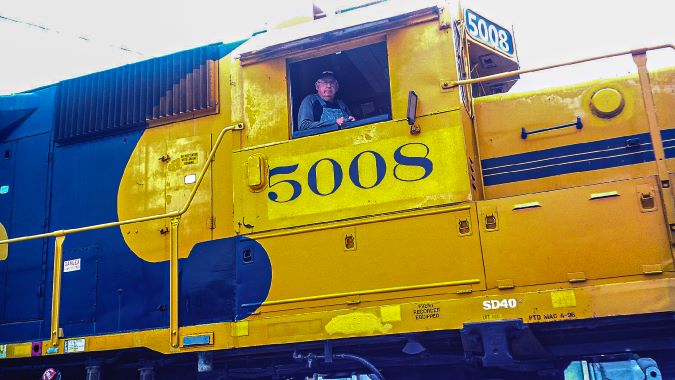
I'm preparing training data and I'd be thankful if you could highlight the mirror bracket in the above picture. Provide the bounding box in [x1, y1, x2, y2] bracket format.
[407, 90, 421, 135]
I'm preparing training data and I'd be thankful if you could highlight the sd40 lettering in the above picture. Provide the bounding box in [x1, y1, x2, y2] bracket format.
[268, 143, 433, 203]
[482, 298, 518, 310]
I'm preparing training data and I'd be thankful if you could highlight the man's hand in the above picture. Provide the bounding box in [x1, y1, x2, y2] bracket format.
[336, 116, 356, 127]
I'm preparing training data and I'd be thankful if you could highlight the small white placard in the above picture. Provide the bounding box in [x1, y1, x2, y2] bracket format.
[0, 344, 6, 358]
[64, 338, 85, 353]
[64, 258, 81, 273]
[184, 174, 197, 184]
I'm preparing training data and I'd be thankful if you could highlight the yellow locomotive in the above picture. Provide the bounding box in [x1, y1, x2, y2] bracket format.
[0, 1, 673, 379]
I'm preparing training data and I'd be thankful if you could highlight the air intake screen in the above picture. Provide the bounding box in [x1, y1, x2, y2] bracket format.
[55, 43, 224, 143]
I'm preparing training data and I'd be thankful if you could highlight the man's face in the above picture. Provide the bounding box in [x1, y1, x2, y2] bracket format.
[315, 78, 339, 102]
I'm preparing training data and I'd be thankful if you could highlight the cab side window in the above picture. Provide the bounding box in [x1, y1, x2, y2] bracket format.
[289, 41, 392, 138]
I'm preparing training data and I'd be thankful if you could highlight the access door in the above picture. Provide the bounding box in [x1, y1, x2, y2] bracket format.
[0, 133, 51, 323]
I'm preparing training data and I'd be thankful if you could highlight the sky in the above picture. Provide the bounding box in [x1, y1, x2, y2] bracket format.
[0, 0, 673, 95]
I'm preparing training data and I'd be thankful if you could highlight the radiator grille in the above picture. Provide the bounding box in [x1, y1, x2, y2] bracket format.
[55, 43, 225, 143]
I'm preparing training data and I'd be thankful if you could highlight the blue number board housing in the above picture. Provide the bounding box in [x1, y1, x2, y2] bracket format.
[464, 8, 515, 58]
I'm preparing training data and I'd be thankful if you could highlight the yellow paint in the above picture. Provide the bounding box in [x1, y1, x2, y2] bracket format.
[246, 154, 268, 191]
[475, 73, 652, 198]
[325, 312, 392, 335]
[0, 222, 7, 260]
[480, 177, 672, 289]
[259, 206, 485, 308]
[169, 217, 180, 348]
[267, 128, 465, 221]
[118, 125, 213, 262]
[267, 320, 323, 338]
[51, 235, 65, 347]
[0, 277, 672, 357]
[651, 68, 675, 173]
[240, 58, 289, 148]
[234, 114, 471, 232]
[388, 21, 459, 120]
[551, 290, 577, 308]
[12, 343, 32, 358]
[380, 305, 402, 322]
[117, 127, 169, 262]
[232, 321, 249, 337]
[590, 87, 624, 118]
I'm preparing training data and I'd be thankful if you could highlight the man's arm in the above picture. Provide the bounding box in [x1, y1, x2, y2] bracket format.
[338, 100, 355, 122]
[298, 95, 337, 130]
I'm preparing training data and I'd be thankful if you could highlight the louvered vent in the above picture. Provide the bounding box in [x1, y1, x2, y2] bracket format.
[55, 43, 224, 143]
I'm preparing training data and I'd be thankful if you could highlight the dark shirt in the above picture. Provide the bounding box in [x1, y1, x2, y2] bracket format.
[297, 94, 352, 130]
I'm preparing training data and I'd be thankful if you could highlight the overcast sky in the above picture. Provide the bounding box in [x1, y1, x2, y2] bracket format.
[0, 0, 672, 95]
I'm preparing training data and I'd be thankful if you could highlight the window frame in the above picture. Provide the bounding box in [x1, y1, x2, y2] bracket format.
[284, 35, 393, 139]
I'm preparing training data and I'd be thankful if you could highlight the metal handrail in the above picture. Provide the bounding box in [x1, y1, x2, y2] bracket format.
[449, 44, 674, 88]
[0, 123, 244, 246]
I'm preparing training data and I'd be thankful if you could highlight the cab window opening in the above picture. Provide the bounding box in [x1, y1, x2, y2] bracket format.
[289, 41, 392, 138]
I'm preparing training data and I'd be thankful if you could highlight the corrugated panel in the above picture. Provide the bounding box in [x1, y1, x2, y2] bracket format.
[55, 43, 221, 143]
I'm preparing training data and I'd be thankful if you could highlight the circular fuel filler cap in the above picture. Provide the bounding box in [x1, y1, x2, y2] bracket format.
[590, 87, 625, 118]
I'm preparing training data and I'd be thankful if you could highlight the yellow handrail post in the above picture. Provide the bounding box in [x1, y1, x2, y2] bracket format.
[632, 52, 675, 242]
[51, 233, 66, 347]
[169, 217, 180, 348]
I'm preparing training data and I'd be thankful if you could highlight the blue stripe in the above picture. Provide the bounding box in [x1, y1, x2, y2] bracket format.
[662, 128, 675, 158]
[482, 141, 652, 176]
[482, 133, 651, 169]
[661, 129, 675, 158]
[664, 145, 675, 159]
[484, 151, 655, 186]
[482, 132, 657, 186]
[661, 128, 675, 140]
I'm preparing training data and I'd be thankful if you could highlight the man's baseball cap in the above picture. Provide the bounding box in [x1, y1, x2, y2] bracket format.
[317, 70, 338, 82]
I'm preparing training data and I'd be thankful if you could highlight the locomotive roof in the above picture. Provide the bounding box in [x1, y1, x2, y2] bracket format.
[235, 0, 444, 65]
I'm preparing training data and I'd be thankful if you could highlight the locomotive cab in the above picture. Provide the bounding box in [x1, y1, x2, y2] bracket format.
[230, 2, 477, 231]
[225, 2, 491, 312]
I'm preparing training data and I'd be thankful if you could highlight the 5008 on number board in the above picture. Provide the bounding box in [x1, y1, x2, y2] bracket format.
[465, 8, 515, 58]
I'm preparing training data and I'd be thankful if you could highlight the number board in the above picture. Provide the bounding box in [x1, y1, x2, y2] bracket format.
[464, 9, 515, 58]
[233, 123, 472, 231]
